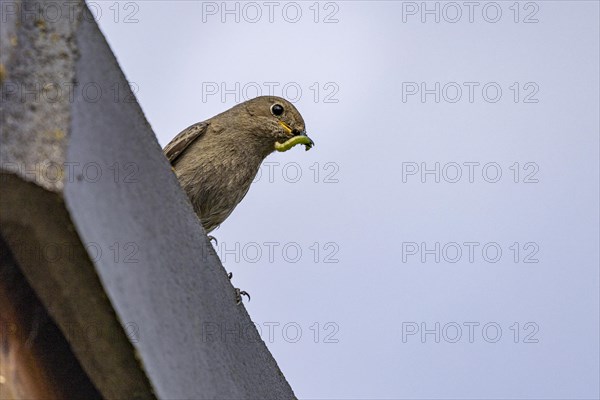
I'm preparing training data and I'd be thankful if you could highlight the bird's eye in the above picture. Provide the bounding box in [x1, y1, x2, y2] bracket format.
[271, 104, 284, 116]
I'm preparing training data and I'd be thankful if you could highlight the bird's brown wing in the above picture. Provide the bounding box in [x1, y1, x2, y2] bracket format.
[164, 122, 209, 164]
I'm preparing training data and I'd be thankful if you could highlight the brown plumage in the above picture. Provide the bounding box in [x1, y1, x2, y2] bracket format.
[164, 96, 314, 233]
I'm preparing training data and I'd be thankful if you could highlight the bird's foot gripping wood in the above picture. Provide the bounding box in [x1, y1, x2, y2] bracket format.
[207, 235, 218, 245]
[228, 272, 251, 304]
[235, 288, 251, 305]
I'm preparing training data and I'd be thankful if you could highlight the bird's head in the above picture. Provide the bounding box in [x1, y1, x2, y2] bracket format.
[243, 96, 314, 153]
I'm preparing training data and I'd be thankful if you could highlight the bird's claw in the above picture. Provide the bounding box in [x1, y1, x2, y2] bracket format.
[208, 235, 218, 245]
[229, 272, 250, 304]
[235, 288, 251, 304]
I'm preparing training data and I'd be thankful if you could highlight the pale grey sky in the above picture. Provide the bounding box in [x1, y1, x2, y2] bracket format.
[95, 1, 599, 398]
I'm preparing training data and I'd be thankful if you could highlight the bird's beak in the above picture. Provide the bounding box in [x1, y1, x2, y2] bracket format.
[275, 121, 315, 152]
[295, 129, 315, 150]
[279, 121, 293, 135]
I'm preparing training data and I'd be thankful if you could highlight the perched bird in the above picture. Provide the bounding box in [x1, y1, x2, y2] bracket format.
[164, 96, 314, 302]
[164, 96, 314, 234]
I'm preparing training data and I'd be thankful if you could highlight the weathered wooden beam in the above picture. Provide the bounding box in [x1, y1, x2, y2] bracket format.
[0, 237, 102, 400]
[0, 0, 295, 398]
